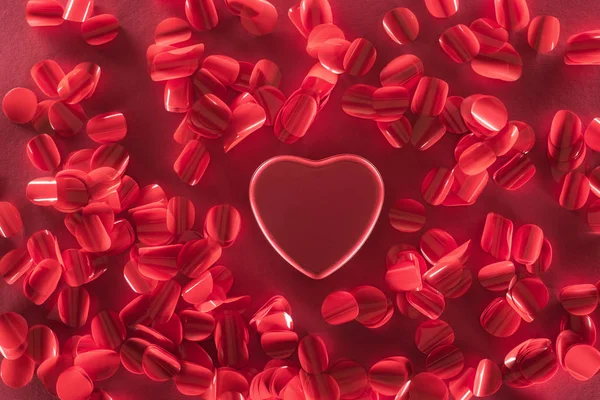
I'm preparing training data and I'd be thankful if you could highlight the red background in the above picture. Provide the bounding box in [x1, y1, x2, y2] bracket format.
[2, 0, 600, 399]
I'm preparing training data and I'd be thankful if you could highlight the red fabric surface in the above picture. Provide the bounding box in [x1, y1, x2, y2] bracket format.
[1, 0, 600, 399]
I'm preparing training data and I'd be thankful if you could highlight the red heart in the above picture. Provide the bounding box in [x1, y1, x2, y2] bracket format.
[250, 155, 384, 279]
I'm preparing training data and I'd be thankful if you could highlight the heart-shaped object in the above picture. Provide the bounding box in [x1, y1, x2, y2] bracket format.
[250, 155, 384, 279]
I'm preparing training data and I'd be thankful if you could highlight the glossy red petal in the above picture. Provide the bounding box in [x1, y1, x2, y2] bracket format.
[298, 334, 329, 374]
[426, 344, 464, 379]
[74, 349, 120, 381]
[175, 361, 214, 395]
[2, 87, 38, 124]
[382, 8, 419, 45]
[564, 344, 600, 381]
[411, 77, 448, 117]
[321, 291, 359, 325]
[1, 354, 35, 388]
[439, 24, 480, 63]
[512, 224, 544, 265]
[494, 0, 530, 31]
[58, 286, 90, 328]
[329, 359, 368, 400]
[471, 43, 523, 82]
[37, 356, 73, 395]
[56, 366, 94, 400]
[81, 14, 119, 45]
[415, 320, 455, 354]
[473, 359, 502, 397]
[142, 345, 181, 381]
[528, 15, 560, 53]
[0, 202, 24, 238]
[480, 297, 521, 337]
[559, 284, 599, 316]
[91, 310, 126, 349]
[396, 372, 448, 400]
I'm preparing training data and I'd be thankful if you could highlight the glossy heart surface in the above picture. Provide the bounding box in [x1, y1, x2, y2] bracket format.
[250, 154, 384, 279]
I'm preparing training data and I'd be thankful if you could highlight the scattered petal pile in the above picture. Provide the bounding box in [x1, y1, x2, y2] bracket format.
[2, 0, 600, 399]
